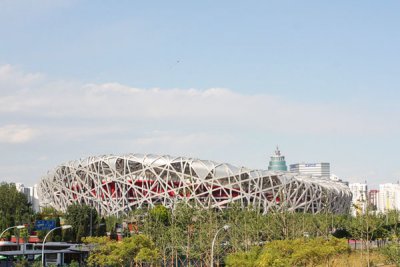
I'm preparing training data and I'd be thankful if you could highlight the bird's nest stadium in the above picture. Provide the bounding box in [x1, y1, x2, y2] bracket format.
[39, 154, 352, 216]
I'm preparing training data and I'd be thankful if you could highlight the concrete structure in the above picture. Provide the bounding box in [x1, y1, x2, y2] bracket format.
[330, 174, 349, 186]
[290, 162, 330, 178]
[330, 174, 340, 182]
[378, 183, 400, 212]
[268, 147, 288, 171]
[349, 183, 368, 215]
[39, 154, 352, 216]
[0, 242, 87, 266]
[369, 190, 379, 210]
[15, 183, 40, 212]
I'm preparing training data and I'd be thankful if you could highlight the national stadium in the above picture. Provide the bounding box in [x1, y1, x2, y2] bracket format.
[38, 154, 352, 216]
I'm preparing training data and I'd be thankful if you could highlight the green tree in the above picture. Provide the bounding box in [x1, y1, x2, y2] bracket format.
[119, 235, 159, 267]
[19, 228, 29, 244]
[65, 204, 98, 242]
[39, 206, 62, 220]
[53, 217, 62, 241]
[149, 205, 170, 226]
[83, 236, 119, 267]
[97, 217, 107, 236]
[225, 246, 261, 267]
[144, 205, 172, 265]
[83, 234, 159, 267]
[0, 182, 33, 232]
[36, 230, 48, 242]
[135, 247, 159, 266]
[105, 214, 121, 233]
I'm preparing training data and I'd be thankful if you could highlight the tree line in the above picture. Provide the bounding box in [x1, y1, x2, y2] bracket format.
[3, 181, 400, 266]
[64, 203, 400, 266]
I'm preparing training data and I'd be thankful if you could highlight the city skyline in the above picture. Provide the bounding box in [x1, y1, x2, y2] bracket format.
[1, 1, 399, 188]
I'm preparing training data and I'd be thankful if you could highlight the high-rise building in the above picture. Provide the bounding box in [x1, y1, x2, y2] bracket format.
[378, 183, 400, 212]
[369, 190, 379, 210]
[349, 183, 368, 216]
[268, 146, 288, 171]
[15, 183, 40, 212]
[289, 162, 330, 178]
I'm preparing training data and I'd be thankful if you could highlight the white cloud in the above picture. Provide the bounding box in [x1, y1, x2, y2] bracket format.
[0, 64, 398, 140]
[0, 124, 37, 143]
[0, 64, 44, 92]
[1, 64, 399, 185]
[134, 131, 235, 147]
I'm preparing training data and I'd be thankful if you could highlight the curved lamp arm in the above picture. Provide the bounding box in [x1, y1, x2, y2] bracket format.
[210, 225, 230, 267]
[0, 225, 25, 240]
[41, 225, 72, 267]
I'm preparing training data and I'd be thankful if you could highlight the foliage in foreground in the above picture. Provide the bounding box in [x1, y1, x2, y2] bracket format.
[65, 203, 99, 242]
[381, 243, 400, 266]
[89, 204, 400, 266]
[5, 184, 400, 267]
[226, 237, 349, 267]
[225, 246, 261, 267]
[83, 235, 159, 267]
[0, 182, 34, 235]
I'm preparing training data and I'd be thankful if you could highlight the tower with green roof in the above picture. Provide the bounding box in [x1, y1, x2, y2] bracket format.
[268, 146, 288, 171]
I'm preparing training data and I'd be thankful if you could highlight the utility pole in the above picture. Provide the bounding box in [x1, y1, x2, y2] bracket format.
[90, 199, 93, 236]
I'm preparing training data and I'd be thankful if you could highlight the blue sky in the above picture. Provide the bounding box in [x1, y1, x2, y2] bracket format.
[0, 1, 399, 188]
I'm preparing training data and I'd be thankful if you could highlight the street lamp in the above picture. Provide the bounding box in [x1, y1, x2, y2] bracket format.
[41, 225, 72, 267]
[0, 225, 25, 240]
[210, 225, 230, 267]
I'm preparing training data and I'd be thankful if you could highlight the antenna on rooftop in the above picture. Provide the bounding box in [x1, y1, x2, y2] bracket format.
[275, 145, 281, 156]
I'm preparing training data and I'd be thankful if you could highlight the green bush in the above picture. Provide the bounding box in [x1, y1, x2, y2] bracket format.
[225, 237, 349, 267]
[225, 246, 261, 267]
[381, 243, 400, 266]
[256, 237, 349, 266]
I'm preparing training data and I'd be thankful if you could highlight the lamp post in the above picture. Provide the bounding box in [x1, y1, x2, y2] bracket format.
[41, 225, 72, 267]
[210, 225, 230, 267]
[0, 225, 25, 240]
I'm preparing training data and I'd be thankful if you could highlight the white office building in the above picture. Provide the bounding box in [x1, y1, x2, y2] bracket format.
[290, 162, 330, 178]
[349, 183, 368, 216]
[15, 183, 40, 212]
[378, 183, 400, 213]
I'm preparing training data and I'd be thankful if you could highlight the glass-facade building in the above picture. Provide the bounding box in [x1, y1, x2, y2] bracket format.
[268, 147, 288, 171]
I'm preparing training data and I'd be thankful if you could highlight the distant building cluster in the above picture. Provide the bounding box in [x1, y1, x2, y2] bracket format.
[348, 183, 368, 216]
[15, 183, 40, 212]
[268, 148, 400, 216]
[269, 147, 343, 183]
[348, 182, 400, 215]
[378, 183, 400, 212]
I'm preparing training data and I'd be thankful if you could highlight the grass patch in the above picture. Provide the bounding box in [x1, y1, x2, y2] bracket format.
[320, 250, 394, 267]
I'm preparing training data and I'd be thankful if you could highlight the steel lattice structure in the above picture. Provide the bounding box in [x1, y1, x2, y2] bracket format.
[39, 154, 352, 215]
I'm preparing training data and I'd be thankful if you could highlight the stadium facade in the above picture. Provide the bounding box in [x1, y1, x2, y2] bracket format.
[39, 154, 352, 216]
